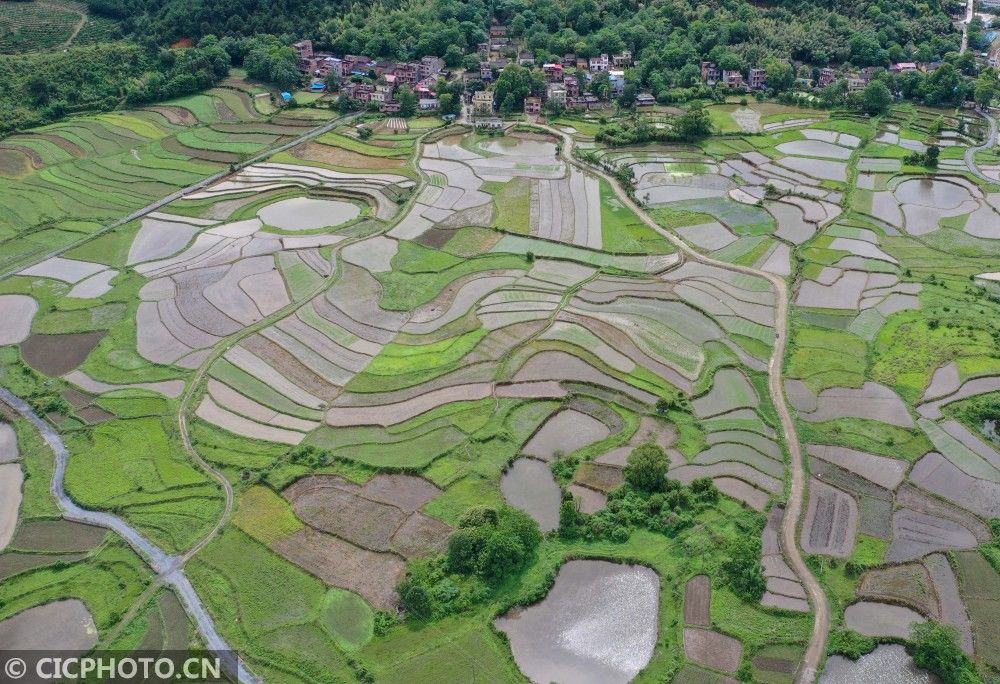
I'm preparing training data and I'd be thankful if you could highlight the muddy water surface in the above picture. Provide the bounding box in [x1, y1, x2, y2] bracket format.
[500, 458, 561, 532]
[495, 560, 659, 684]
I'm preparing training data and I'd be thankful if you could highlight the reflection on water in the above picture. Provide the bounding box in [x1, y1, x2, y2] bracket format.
[820, 645, 940, 684]
[495, 560, 659, 684]
[500, 458, 561, 532]
[983, 419, 998, 444]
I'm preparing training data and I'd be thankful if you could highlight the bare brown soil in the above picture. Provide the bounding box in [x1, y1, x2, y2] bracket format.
[273, 527, 405, 610]
[573, 462, 624, 492]
[77, 405, 115, 424]
[145, 106, 197, 126]
[21, 331, 106, 376]
[0, 148, 33, 177]
[684, 575, 711, 627]
[359, 474, 441, 513]
[292, 141, 406, 169]
[284, 475, 450, 557]
[683, 628, 743, 673]
[0, 144, 42, 171]
[9, 520, 106, 552]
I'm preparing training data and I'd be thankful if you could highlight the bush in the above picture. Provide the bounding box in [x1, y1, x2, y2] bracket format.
[719, 519, 766, 602]
[827, 629, 877, 660]
[907, 623, 980, 684]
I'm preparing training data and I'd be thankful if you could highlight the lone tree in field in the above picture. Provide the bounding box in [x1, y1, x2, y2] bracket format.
[624, 443, 669, 492]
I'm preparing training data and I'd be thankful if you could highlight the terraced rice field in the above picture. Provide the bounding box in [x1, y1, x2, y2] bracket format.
[0, 87, 296, 273]
[3, 99, 1000, 684]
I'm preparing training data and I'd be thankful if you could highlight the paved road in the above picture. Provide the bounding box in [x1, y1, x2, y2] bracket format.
[542, 126, 831, 683]
[0, 387, 260, 684]
[0, 112, 357, 279]
[961, 0, 974, 54]
[964, 109, 997, 181]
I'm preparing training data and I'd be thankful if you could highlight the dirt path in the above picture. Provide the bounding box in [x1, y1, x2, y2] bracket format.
[542, 125, 830, 683]
[965, 109, 997, 182]
[32, 0, 87, 49]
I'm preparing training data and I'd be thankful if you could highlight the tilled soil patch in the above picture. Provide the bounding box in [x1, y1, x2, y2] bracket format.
[683, 628, 743, 673]
[684, 575, 711, 627]
[21, 331, 106, 376]
[273, 526, 405, 610]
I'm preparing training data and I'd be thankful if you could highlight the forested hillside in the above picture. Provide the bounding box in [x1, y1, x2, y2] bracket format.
[0, 0, 968, 136]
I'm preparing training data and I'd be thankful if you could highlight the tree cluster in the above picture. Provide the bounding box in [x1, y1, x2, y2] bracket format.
[907, 623, 980, 684]
[396, 505, 542, 622]
[0, 40, 230, 136]
[559, 443, 720, 542]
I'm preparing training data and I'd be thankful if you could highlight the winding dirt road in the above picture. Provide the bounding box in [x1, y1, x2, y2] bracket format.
[543, 125, 830, 683]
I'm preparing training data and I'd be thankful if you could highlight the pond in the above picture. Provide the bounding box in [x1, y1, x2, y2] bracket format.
[495, 560, 659, 684]
[820, 644, 940, 684]
[258, 197, 361, 231]
[501, 458, 561, 532]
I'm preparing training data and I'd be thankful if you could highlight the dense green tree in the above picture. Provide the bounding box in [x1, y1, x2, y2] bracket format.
[671, 105, 712, 140]
[860, 81, 892, 115]
[763, 58, 794, 92]
[397, 86, 418, 117]
[624, 443, 669, 492]
[494, 64, 537, 110]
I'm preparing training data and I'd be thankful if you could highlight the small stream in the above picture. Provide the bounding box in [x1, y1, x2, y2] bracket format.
[0, 387, 257, 684]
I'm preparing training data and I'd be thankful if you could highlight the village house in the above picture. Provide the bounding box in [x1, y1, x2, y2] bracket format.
[518, 50, 535, 66]
[477, 42, 490, 59]
[589, 53, 610, 71]
[346, 82, 374, 102]
[608, 70, 625, 96]
[393, 62, 419, 84]
[293, 40, 313, 62]
[419, 96, 439, 110]
[563, 75, 580, 98]
[543, 63, 564, 82]
[562, 53, 576, 67]
[370, 90, 387, 104]
[318, 56, 343, 80]
[546, 83, 567, 105]
[489, 24, 507, 39]
[342, 55, 372, 76]
[636, 92, 656, 106]
[480, 61, 494, 80]
[567, 94, 603, 110]
[701, 61, 720, 84]
[891, 62, 918, 73]
[722, 70, 745, 89]
[472, 89, 495, 115]
[380, 100, 401, 113]
[420, 56, 445, 79]
[612, 51, 632, 68]
[576, 57, 589, 70]
[846, 75, 866, 91]
[524, 96, 542, 114]
[749, 68, 766, 90]
[817, 67, 836, 87]
[474, 117, 504, 129]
